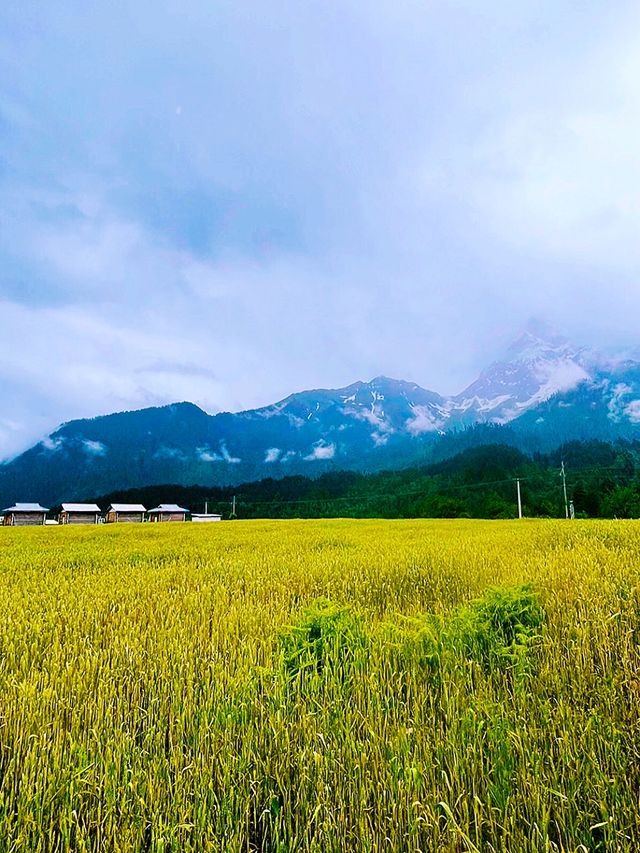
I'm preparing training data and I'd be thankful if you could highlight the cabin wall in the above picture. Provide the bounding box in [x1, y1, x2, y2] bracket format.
[62, 513, 99, 525]
[9, 513, 46, 526]
[151, 512, 186, 522]
[115, 512, 144, 523]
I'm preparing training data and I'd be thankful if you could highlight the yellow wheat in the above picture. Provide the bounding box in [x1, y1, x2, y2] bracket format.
[0, 519, 638, 851]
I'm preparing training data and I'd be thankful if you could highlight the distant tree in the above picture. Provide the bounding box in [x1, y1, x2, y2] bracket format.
[601, 486, 640, 519]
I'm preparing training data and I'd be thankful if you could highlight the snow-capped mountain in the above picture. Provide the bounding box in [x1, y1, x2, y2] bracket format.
[2, 326, 640, 505]
[449, 325, 597, 425]
[250, 376, 449, 446]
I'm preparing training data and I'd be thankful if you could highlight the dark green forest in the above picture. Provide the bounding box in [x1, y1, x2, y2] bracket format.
[88, 440, 640, 520]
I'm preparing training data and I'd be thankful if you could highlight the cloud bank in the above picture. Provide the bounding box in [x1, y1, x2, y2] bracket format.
[1, 1, 640, 457]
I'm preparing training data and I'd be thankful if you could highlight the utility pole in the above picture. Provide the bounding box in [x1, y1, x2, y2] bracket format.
[561, 460, 569, 519]
[516, 478, 523, 519]
[204, 499, 208, 515]
[231, 495, 237, 518]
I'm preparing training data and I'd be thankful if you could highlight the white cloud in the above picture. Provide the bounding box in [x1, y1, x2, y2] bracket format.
[423, 23, 640, 279]
[405, 406, 442, 436]
[83, 439, 106, 456]
[197, 442, 241, 463]
[347, 406, 395, 435]
[304, 441, 336, 461]
[607, 383, 633, 422]
[35, 217, 146, 288]
[371, 432, 390, 447]
[264, 447, 281, 463]
[3, 1, 640, 461]
[41, 436, 64, 452]
[624, 400, 640, 424]
[219, 442, 241, 464]
[197, 448, 220, 462]
[153, 446, 186, 460]
[514, 361, 590, 411]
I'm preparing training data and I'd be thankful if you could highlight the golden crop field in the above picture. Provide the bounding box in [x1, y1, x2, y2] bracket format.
[0, 519, 638, 852]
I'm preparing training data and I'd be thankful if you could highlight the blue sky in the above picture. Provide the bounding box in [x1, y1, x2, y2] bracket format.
[2, 1, 640, 458]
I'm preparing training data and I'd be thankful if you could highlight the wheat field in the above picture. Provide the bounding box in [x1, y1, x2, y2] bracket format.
[0, 519, 638, 852]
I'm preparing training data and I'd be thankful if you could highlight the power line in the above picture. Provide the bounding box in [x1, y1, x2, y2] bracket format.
[198, 459, 640, 515]
[230, 475, 535, 509]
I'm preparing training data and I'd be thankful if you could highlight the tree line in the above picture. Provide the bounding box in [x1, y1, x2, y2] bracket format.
[87, 439, 640, 520]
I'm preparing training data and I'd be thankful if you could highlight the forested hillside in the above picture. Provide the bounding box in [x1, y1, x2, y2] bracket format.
[89, 440, 640, 520]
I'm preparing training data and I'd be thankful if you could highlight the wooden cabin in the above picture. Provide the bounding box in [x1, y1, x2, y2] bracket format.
[59, 503, 101, 525]
[147, 504, 188, 523]
[105, 504, 146, 524]
[2, 502, 49, 526]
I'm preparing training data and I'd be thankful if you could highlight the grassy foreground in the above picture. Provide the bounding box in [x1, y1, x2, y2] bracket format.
[0, 520, 638, 852]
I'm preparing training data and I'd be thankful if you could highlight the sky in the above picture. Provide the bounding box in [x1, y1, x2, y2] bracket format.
[2, 1, 640, 459]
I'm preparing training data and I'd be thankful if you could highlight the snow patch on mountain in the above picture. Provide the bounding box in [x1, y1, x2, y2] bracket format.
[452, 394, 512, 414]
[476, 394, 512, 412]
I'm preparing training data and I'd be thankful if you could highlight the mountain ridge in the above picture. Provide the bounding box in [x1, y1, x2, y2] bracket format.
[3, 327, 640, 505]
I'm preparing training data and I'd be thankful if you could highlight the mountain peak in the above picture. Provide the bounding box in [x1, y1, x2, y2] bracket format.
[5, 325, 640, 505]
[454, 322, 593, 418]
[368, 375, 419, 390]
[505, 321, 574, 362]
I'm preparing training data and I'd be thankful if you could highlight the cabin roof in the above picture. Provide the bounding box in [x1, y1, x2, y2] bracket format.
[148, 504, 188, 513]
[61, 503, 101, 513]
[108, 504, 146, 512]
[3, 502, 49, 513]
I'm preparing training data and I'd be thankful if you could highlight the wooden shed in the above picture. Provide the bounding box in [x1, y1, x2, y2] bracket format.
[105, 504, 146, 524]
[147, 504, 188, 523]
[2, 502, 49, 526]
[59, 503, 101, 525]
